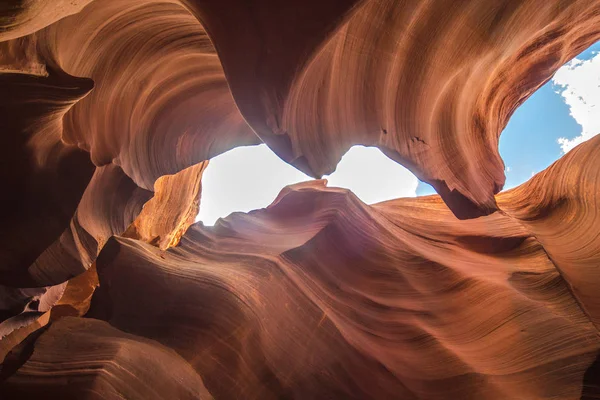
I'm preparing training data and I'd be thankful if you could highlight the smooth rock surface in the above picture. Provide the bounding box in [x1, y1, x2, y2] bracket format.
[1, 0, 600, 398]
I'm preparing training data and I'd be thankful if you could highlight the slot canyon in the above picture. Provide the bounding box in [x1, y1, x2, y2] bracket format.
[1, 0, 600, 398]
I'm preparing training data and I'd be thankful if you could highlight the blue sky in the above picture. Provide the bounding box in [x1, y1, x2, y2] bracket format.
[198, 43, 600, 225]
[417, 41, 600, 195]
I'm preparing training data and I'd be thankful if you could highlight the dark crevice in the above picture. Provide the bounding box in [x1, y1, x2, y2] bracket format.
[0, 325, 48, 383]
[581, 350, 600, 399]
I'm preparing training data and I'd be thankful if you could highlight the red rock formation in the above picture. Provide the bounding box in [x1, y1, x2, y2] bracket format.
[1, 317, 213, 399]
[82, 137, 600, 399]
[0, 0, 94, 42]
[191, 0, 600, 217]
[123, 162, 209, 250]
[1, 0, 600, 398]
[0, 0, 258, 287]
[0, 64, 95, 286]
[497, 135, 600, 329]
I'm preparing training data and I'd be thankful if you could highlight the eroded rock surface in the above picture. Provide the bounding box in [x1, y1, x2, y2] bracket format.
[1, 0, 600, 398]
[1, 317, 213, 399]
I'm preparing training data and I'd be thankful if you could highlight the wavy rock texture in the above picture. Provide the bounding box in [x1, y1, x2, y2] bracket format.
[123, 161, 209, 250]
[193, 0, 600, 217]
[0, 0, 93, 42]
[1, 0, 600, 399]
[1, 317, 213, 399]
[42, 0, 258, 188]
[497, 135, 600, 329]
[80, 136, 599, 399]
[0, 67, 95, 286]
[0, 0, 257, 287]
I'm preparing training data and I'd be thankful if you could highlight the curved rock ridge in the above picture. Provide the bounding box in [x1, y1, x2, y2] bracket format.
[497, 134, 600, 329]
[123, 161, 209, 250]
[0, 317, 213, 399]
[44, 0, 258, 189]
[2, 0, 600, 284]
[0, 0, 94, 42]
[0, 67, 95, 286]
[0, 159, 207, 358]
[66, 137, 599, 399]
[192, 0, 600, 217]
[1, 0, 600, 399]
[0, 0, 257, 286]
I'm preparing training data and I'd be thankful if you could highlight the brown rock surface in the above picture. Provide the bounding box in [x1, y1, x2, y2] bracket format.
[123, 161, 209, 250]
[82, 136, 600, 399]
[0, 0, 257, 286]
[0, 0, 93, 42]
[190, 0, 600, 217]
[1, 0, 600, 398]
[1, 317, 213, 399]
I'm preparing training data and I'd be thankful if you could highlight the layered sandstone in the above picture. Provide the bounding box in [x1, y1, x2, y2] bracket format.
[1, 0, 600, 399]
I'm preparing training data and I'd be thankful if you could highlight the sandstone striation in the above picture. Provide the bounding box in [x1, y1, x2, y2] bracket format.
[1, 0, 600, 398]
[1, 317, 213, 399]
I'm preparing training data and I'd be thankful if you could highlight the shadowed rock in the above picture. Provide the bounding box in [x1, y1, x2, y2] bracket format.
[1, 0, 600, 398]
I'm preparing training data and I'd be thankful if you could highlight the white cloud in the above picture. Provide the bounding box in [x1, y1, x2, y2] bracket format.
[552, 53, 600, 153]
[196, 144, 418, 225]
[505, 166, 511, 172]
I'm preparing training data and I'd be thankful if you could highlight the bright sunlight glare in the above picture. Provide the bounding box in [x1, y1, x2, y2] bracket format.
[196, 144, 419, 226]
